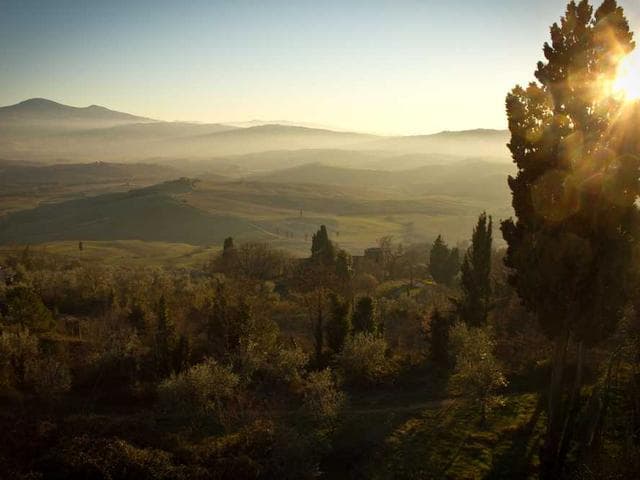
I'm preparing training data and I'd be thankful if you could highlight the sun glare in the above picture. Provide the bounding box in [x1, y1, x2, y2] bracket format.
[613, 49, 640, 100]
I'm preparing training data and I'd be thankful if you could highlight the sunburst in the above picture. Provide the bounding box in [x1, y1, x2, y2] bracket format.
[613, 48, 640, 101]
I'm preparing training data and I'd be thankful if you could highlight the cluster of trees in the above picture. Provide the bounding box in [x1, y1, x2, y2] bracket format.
[0, 209, 517, 478]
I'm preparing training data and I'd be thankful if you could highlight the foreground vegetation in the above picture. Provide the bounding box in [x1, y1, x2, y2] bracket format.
[0, 207, 638, 478]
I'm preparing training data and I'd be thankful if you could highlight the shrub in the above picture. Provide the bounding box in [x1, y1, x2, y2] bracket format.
[299, 369, 345, 426]
[0, 328, 70, 397]
[449, 322, 507, 423]
[3, 286, 54, 332]
[51, 436, 191, 480]
[30, 357, 71, 397]
[158, 358, 239, 426]
[338, 333, 395, 387]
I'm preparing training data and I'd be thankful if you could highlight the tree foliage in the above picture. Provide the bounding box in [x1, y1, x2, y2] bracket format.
[500, 0, 639, 475]
[459, 212, 493, 327]
[325, 294, 351, 354]
[311, 225, 336, 266]
[429, 235, 460, 286]
[450, 322, 507, 424]
[352, 296, 376, 335]
[427, 308, 453, 369]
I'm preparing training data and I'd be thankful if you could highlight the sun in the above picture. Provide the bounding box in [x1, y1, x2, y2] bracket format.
[613, 49, 640, 101]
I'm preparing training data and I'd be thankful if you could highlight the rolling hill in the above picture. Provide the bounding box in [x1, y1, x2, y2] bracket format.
[0, 172, 512, 251]
[249, 160, 513, 201]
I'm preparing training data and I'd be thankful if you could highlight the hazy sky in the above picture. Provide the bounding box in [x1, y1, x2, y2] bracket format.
[1, 0, 640, 135]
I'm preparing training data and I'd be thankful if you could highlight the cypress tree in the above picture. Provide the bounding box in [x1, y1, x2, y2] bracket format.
[325, 293, 351, 354]
[501, 1, 639, 475]
[429, 235, 460, 286]
[155, 295, 176, 377]
[428, 308, 453, 369]
[311, 225, 336, 266]
[459, 212, 493, 326]
[352, 296, 376, 334]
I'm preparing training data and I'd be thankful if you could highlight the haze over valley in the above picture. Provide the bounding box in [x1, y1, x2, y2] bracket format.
[0, 97, 512, 253]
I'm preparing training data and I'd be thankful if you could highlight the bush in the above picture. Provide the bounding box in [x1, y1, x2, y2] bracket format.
[3, 286, 54, 332]
[30, 357, 71, 397]
[0, 328, 70, 397]
[449, 322, 507, 423]
[50, 436, 192, 480]
[193, 419, 325, 480]
[249, 343, 308, 394]
[338, 333, 395, 387]
[157, 358, 239, 426]
[299, 369, 345, 426]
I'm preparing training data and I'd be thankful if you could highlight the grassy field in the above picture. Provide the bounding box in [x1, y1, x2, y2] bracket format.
[0, 176, 510, 254]
[326, 386, 544, 479]
[0, 240, 218, 268]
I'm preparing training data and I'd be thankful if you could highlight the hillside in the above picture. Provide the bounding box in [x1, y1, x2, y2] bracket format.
[0, 179, 256, 245]
[0, 173, 512, 251]
[0, 161, 178, 187]
[249, 160, 513, 201]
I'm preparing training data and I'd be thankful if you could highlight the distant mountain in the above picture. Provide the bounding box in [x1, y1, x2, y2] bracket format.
[362, 128, 510, 158]
[0, 98, 154, 126]
[0, 98, 511, 164]
[227, 119, 346, 131]
[161, 124, 376, 157]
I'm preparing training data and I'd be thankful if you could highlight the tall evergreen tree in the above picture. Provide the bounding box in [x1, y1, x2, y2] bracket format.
[155, 295, 176, 378]
[128, 302, 147, 334]
[311, 225, 336, 266]
[429, 235, 460, 286]
[219, 236, 237, 273]
[501, 1, 639, 476]
[352, 296, 376, 334]
[459, 212, 493, 326]
[207, 282, 253, 361]
[427, 308, 453, 369]
[325, 293, 351, 354]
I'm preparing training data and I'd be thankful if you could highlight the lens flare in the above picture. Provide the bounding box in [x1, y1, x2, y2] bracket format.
[613, 49, 640, 100]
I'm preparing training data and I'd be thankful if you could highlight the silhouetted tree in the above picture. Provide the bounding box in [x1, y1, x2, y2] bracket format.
[501, 1, 638, 476]
[325, 293, 351, 354]
[428, 308, 453, 369]
[352, 296, 376, 334]
[459, 212, 493, 326]
[155, 295, 176, 378]
[128, 302, 147, 335]
[429, 235, 459, 285]
[220, 236, 237, 272]
[207, 282, 253, 362]
[311, 225, 335, 266]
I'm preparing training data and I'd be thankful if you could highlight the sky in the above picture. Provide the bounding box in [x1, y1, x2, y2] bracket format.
[1, 0, 640, 135]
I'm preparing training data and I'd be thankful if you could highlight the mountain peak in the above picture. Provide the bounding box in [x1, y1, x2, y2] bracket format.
[17, 98, 66, 108]
[0, 98, 154, 123]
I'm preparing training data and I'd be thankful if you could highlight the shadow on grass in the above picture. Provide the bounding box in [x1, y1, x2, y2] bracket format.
[484, 394, 544, 479]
